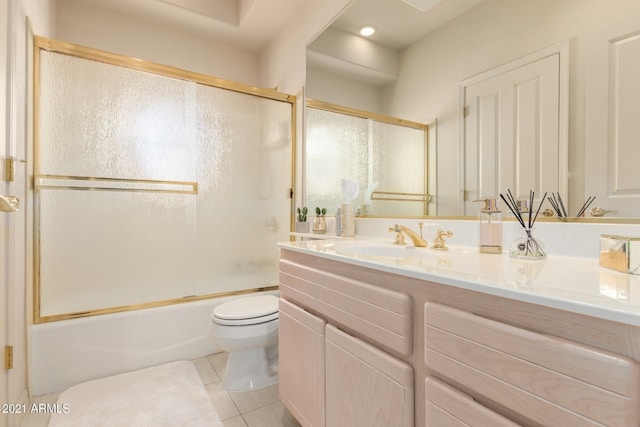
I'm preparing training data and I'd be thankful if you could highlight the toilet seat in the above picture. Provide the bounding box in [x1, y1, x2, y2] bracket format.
[211, 295, 279, 326]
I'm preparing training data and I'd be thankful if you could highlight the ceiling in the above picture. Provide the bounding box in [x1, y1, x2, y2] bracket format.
[306, 0, 485, 86]
[69, 0, 307, 52]
[69, 0, 484, 53]
[329, 0, 485, 50]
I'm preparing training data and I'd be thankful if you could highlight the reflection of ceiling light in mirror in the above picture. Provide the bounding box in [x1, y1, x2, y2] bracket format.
[359, 25, 376, 37]
[401, 0, 443, 12]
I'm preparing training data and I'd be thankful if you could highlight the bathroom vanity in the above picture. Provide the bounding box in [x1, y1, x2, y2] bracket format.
[277, 239, 640, 427]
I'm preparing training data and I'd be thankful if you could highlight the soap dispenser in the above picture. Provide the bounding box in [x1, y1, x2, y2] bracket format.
[474, 198, 502, 254]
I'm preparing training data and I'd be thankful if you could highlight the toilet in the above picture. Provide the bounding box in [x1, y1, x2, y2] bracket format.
[208, 294, 279, 391]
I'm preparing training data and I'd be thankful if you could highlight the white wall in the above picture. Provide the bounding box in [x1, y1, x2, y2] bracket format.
[258, 0, 352, 94]
[307, 67, 382, 112]
[22, 0, 56, 37]
[55, 0, 259, 85]
[382, 0, 640, 215]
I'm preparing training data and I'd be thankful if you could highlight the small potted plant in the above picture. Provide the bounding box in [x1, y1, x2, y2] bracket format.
[295, 207, 310, 233]
[313, 207, 327, 234]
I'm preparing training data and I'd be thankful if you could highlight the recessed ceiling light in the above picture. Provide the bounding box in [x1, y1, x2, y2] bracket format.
[359, 25, 376, 37]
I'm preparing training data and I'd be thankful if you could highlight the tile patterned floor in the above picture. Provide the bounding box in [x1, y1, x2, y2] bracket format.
[21, 353, 301, 427]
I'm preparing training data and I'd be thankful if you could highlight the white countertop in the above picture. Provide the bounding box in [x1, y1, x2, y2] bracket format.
[279, 238, 640, 327]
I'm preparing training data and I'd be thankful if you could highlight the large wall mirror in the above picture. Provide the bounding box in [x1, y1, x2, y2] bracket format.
[306, 0, 640, 220]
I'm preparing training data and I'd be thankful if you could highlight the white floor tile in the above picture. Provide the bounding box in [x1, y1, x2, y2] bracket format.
[222, 415, 249, 427]
[208, 352, 228, 379]
[192, 356, 220, 385]
[229, 384, 280, 414]
[19, 392, 60, 427]
[242, 401, 301, 427]
[204, 381, 241, 421]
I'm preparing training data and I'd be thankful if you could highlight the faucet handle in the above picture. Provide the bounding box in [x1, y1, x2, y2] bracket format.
[433, 229, 453, 250]
[388, 225, 406, 245]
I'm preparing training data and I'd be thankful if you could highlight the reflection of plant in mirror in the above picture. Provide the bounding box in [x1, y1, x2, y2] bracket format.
[297, 207, 308, 222]
[315, 207, 327, 217]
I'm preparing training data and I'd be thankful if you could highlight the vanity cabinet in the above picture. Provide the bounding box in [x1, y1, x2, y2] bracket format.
[279, 247, 640, 426]
[424, 302, 640, 426]
[279, 253, 414, 427]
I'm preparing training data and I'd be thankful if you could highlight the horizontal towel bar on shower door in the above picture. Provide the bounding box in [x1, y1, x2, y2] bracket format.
[371, 191, 431, 203]
[35, 175, 198, 195]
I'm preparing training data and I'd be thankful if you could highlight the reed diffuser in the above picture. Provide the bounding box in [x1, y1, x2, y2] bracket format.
[548, 193, 596, 221]
[500, 189, 547, 260]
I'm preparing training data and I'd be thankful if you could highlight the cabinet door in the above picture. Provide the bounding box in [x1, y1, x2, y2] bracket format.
[325, 325, 413, 427]
[279, 298, 326, 427]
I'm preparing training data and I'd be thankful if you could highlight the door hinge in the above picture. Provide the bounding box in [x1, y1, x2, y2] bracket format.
[5, 158, 14, 182]
[288, 188, 294, 199]
[5, 346, 13, 370]
[463, 106, 470, 118]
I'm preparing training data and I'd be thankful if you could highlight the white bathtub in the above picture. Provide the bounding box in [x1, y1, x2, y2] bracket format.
[29, 291, 278, 395]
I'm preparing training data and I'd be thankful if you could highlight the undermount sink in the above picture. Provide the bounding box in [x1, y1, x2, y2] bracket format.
[322, 240, 474, 260]
[286, 239, 532, 285]
[331, 242, 435, 258]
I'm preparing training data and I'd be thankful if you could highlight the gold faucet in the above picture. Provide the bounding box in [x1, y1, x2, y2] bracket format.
[388, 224, 428, 247]
[432, 229, 453, 250]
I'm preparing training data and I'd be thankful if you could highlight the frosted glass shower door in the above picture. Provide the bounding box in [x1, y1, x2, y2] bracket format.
[35, 41, 293, 321]
[190, 85, 293, 298]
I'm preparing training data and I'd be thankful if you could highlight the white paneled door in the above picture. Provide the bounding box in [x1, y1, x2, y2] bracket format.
[461, 43, 568, 215]
[585, 13, 640, 217]
[1, 0, 10, 423]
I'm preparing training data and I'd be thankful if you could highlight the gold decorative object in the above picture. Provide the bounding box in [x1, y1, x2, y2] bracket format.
[600, 235, 640, 275]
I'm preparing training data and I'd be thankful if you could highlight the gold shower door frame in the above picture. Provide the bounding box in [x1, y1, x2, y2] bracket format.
[33, 37, 297, 323]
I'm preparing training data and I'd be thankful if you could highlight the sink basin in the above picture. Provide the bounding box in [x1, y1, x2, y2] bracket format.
[331, 242, 434, 259]
[315, 240, 482, 275]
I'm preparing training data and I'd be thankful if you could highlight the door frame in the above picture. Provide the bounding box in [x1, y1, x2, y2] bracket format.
[457, 41, 570, 215]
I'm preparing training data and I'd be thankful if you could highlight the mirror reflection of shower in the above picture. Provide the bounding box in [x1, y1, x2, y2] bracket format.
[305, 100, 431, 217]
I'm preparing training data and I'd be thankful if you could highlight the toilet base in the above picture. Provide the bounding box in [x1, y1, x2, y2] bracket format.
[222, 343, 279, 392]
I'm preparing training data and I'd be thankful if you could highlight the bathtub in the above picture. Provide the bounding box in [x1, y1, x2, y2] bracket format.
[29, 291, 278, 395]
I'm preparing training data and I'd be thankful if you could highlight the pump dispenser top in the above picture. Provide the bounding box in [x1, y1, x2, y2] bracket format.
[475, 197, 500, 213]
[474, 197, 502, 254]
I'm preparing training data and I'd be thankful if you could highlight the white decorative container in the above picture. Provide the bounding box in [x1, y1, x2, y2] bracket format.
[341, 203, 355, 237]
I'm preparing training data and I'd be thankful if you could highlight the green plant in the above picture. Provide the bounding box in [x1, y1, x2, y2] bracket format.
[315, 207, 327, 217]
[297, 207, 308, 222]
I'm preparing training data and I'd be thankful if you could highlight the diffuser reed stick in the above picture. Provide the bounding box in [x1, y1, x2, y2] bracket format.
[548, 193, 596, 219]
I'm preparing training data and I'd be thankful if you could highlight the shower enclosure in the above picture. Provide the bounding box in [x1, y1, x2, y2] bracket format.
[34, 38, 295, 322]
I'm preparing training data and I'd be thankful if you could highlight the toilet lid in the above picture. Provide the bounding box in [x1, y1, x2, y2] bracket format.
[212, 295, 278, 322]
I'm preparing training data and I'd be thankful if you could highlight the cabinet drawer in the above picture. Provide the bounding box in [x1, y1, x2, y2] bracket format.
[425, 377, 519, 427]
[280, 258, 412, 355]
[424, 302, 640, 426]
